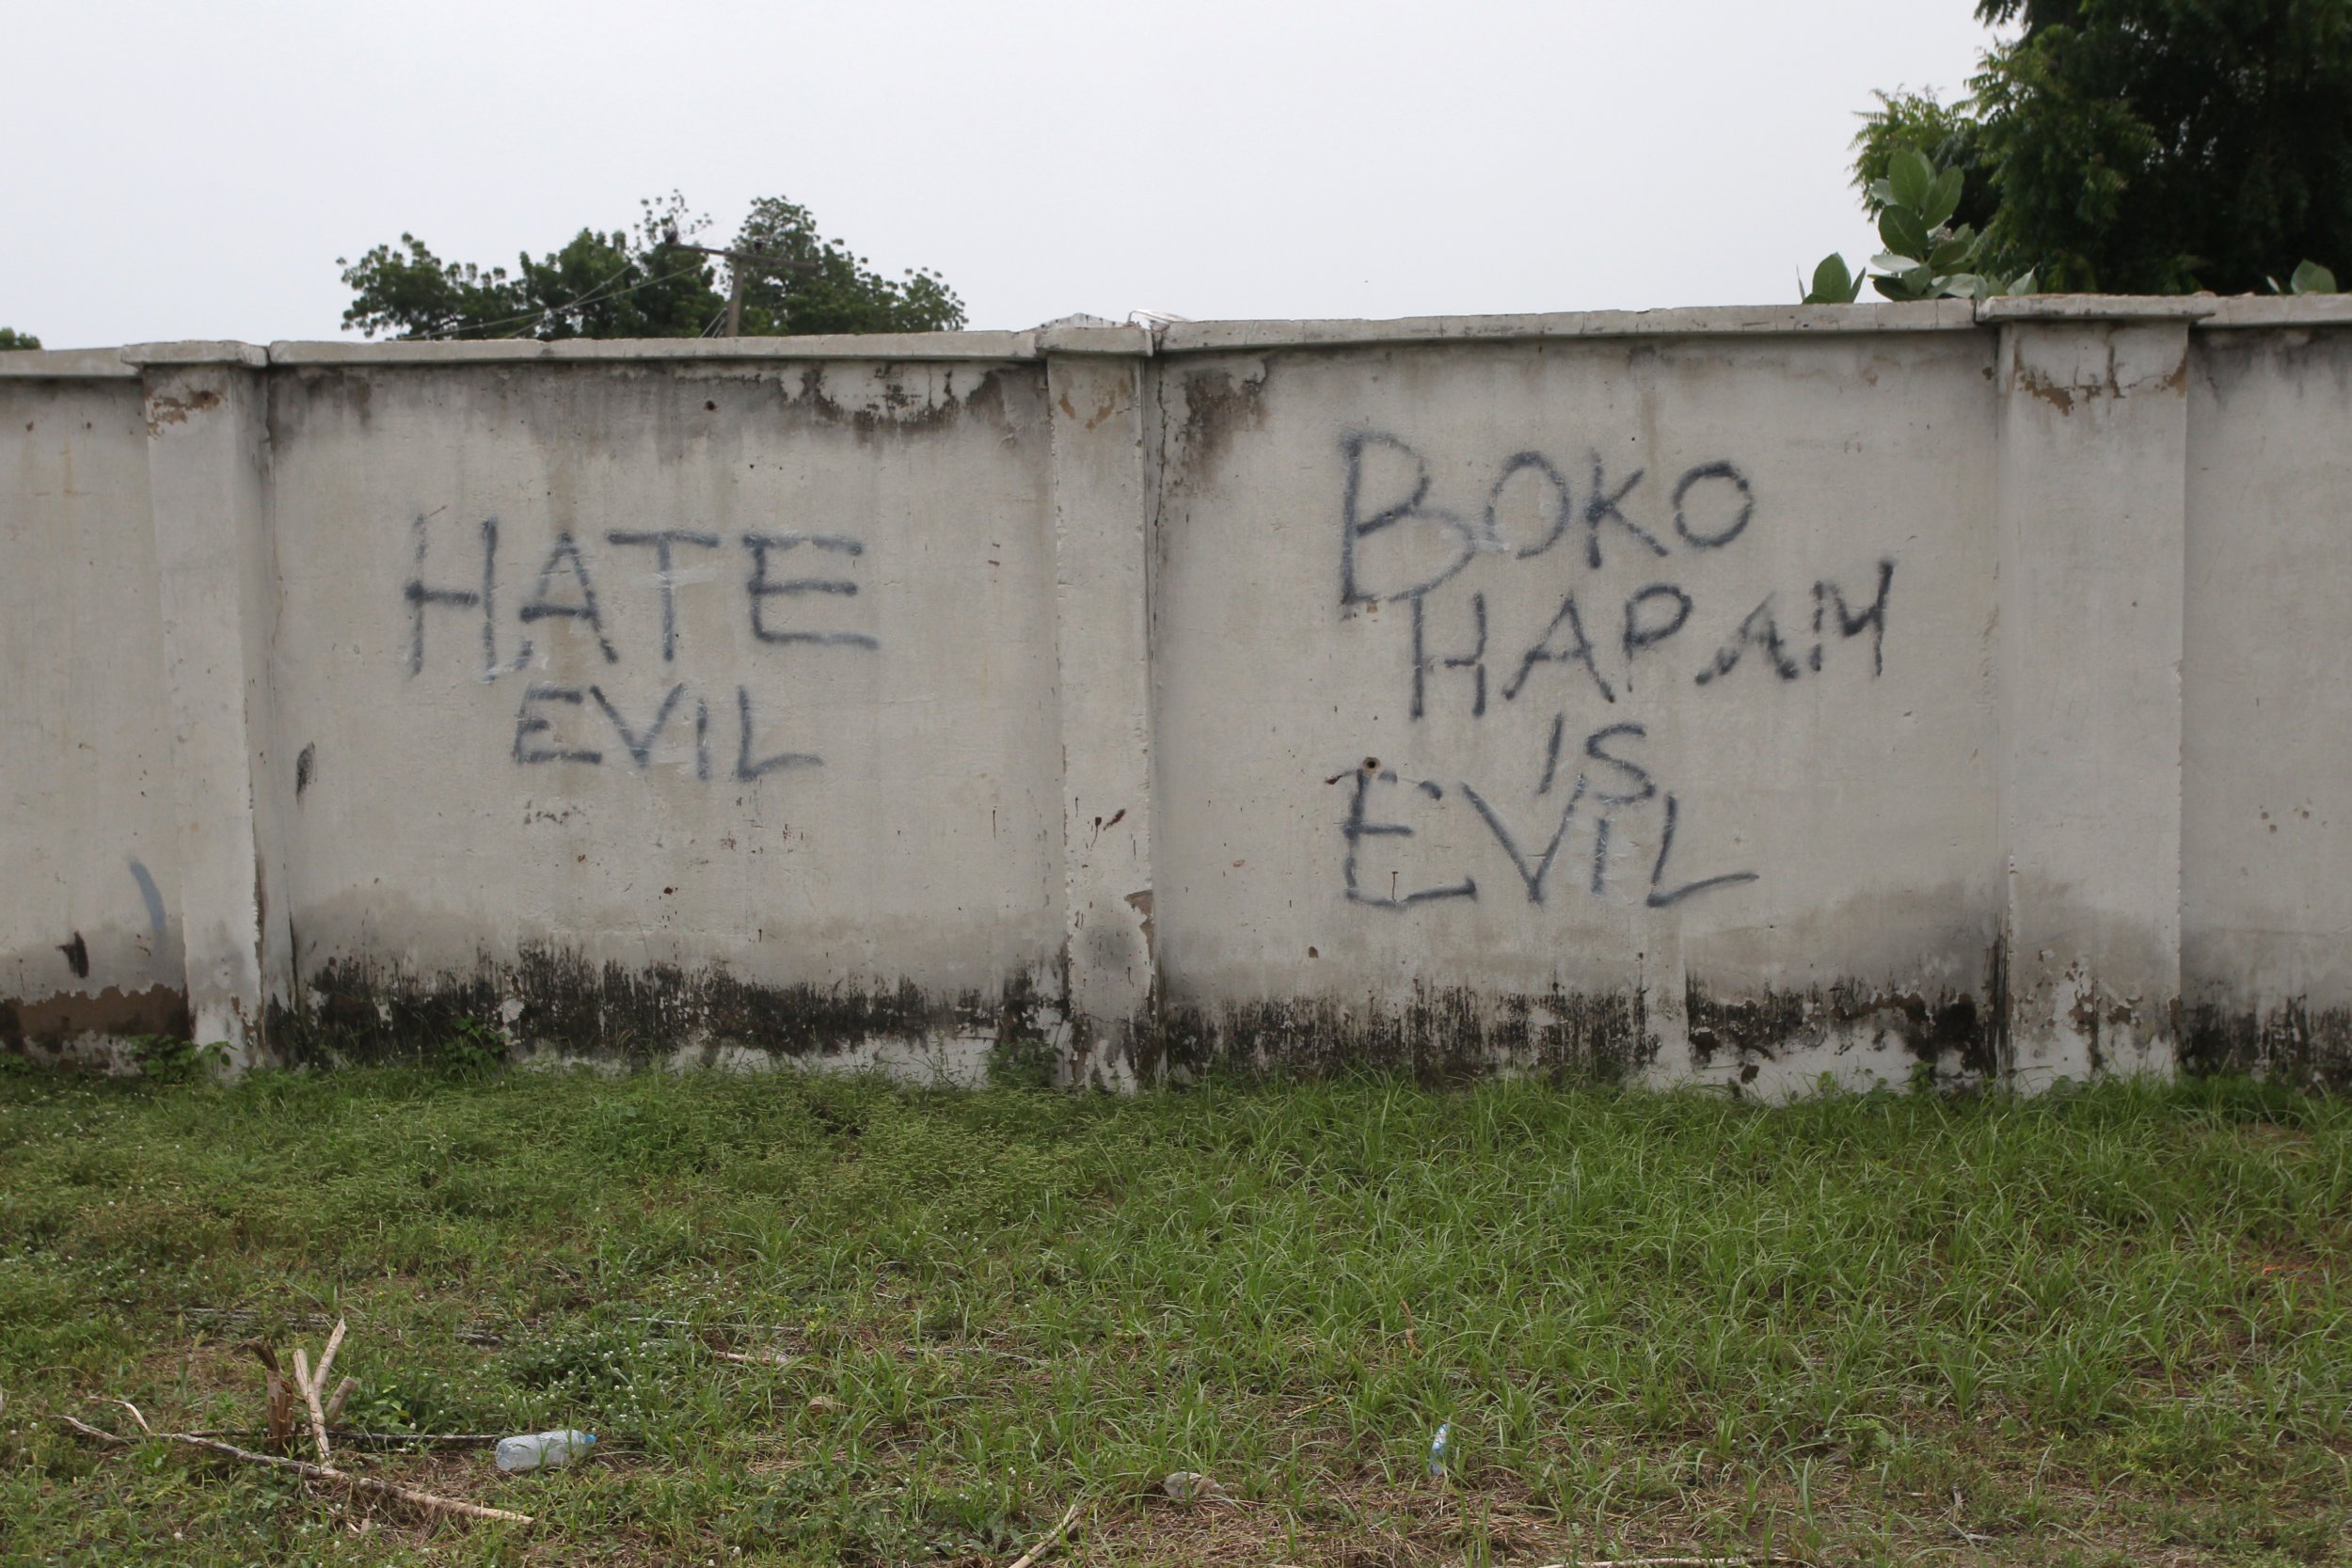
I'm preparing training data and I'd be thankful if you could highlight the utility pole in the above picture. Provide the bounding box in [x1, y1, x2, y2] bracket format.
[658, 238, 804, 337]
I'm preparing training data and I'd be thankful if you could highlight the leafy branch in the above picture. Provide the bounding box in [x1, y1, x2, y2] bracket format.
[1804, 150, 2035, 305]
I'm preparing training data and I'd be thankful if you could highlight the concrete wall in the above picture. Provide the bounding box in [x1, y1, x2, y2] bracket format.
[5, 297, 2351, 1089]
[0, 357, 185, 1059]
[2183, 318, 2352, 1087]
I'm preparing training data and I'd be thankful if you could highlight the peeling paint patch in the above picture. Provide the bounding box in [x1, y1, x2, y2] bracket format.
[1125, 889, 1154, 965]
[144, 387, 221, 434]
[2010, 336, 2190, 416]
[1, 985, 192, 1056]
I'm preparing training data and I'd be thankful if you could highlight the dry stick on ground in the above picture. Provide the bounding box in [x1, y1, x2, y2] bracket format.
[292, 1350, 326, 1459]
[244, 1342, 296, 1451]
[311, 1320, 347, 1403]
[59, 1416, 534, 1526]
[322, 1377, 359, 1426]
[173, 1427, 501, 1449]
[294, 1318, 348, 1460]
[1004, 1501, 1082, 1568]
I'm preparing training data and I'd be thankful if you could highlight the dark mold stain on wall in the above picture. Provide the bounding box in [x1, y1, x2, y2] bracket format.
[1685, 978, 1995, 1082]
[276, 948, 1055, 1069]
[266, 360, 1041, 454]
[784, 363, 1021, 440]
[2184, 999, 2352, 1093]
[1163, 363, 1269, 492]
[1153, 982, 1657, 1085]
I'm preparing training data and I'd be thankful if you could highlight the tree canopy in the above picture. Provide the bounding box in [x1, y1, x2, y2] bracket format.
[0, 327, 40, 351]
[1854, 0, 2352, 293]
[339, 194, 966, 341]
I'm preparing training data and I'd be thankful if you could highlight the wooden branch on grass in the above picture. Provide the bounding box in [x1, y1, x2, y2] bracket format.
[292, 1349, 326, 1459]
[293, 1318, 347, 1460]
[312, 1320, 347, 1402]
[172, 1426, 501, 1449]
[58, 1415, 533, 1527]
[243, 1342, 295, 1451]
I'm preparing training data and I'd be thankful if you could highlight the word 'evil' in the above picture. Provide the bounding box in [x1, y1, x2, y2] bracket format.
[1343, 721, 1756, 911]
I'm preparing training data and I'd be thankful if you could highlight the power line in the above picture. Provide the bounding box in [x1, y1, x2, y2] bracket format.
[419, 253, 715, 341]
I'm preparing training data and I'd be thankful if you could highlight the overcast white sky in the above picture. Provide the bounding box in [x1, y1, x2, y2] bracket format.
[3, 1, 2000, 348]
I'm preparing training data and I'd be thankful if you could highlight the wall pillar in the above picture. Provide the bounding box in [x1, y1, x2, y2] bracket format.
[131, 343, 291, 1063]
[1042, 325, 1158, 1085]
[1988, 301, 2201, 1082]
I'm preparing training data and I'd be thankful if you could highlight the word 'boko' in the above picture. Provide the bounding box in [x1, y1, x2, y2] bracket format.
[1340, 432, 1756, 605]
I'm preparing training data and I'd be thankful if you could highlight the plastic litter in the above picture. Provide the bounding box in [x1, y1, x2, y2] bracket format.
[494, 1429, 596, 1473]
[1162, 1470, 1229, 1504]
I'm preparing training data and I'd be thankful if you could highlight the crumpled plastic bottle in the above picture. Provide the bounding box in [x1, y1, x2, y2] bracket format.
[494, 1429, 596, 1473]
[1427, 1422, 1453, 1477]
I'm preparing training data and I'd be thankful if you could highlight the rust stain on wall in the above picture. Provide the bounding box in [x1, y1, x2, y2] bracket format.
[144, 387, 221, 434]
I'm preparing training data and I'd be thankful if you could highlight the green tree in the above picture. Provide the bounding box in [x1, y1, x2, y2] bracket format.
[340, 193, 965, 341]
[726, 198, 967, 336]
[1851, 1, 2352, 294]
[0, 327, 40, 350]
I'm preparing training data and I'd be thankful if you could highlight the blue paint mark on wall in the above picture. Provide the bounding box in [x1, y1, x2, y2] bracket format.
[127, 858, 167, 944]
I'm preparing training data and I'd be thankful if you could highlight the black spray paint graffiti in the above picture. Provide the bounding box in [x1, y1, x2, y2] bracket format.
[408, 516, 876, 779]
[1346, 432, 1892, 706]
[1336, 430, 1893, 913]
[1342, 722, 1756, 911]
[1342, 434, 1755, 606]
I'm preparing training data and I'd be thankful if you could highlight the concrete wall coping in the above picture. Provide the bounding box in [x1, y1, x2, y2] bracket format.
[2194, 294, 2352, 328]
[123, 341, 273, 368]
[1979, 294, 2219, 323]
[0, 348, 141, 379]
[1152, 302, 1982, 352]
[8, 295, 2351, 381]
[1037, 322, 1157, 356]
[266, 331, 1041, 366]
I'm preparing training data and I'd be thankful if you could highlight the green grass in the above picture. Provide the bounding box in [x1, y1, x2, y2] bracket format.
[0, 1062, 2347, 1566]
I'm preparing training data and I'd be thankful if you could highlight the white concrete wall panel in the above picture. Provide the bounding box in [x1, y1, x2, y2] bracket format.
[0, 372, 186, 1053]
[262, 358, 1064, 1069]
[1150, 334, 2001, 1091]
[2184, 329, 2352, 1085]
